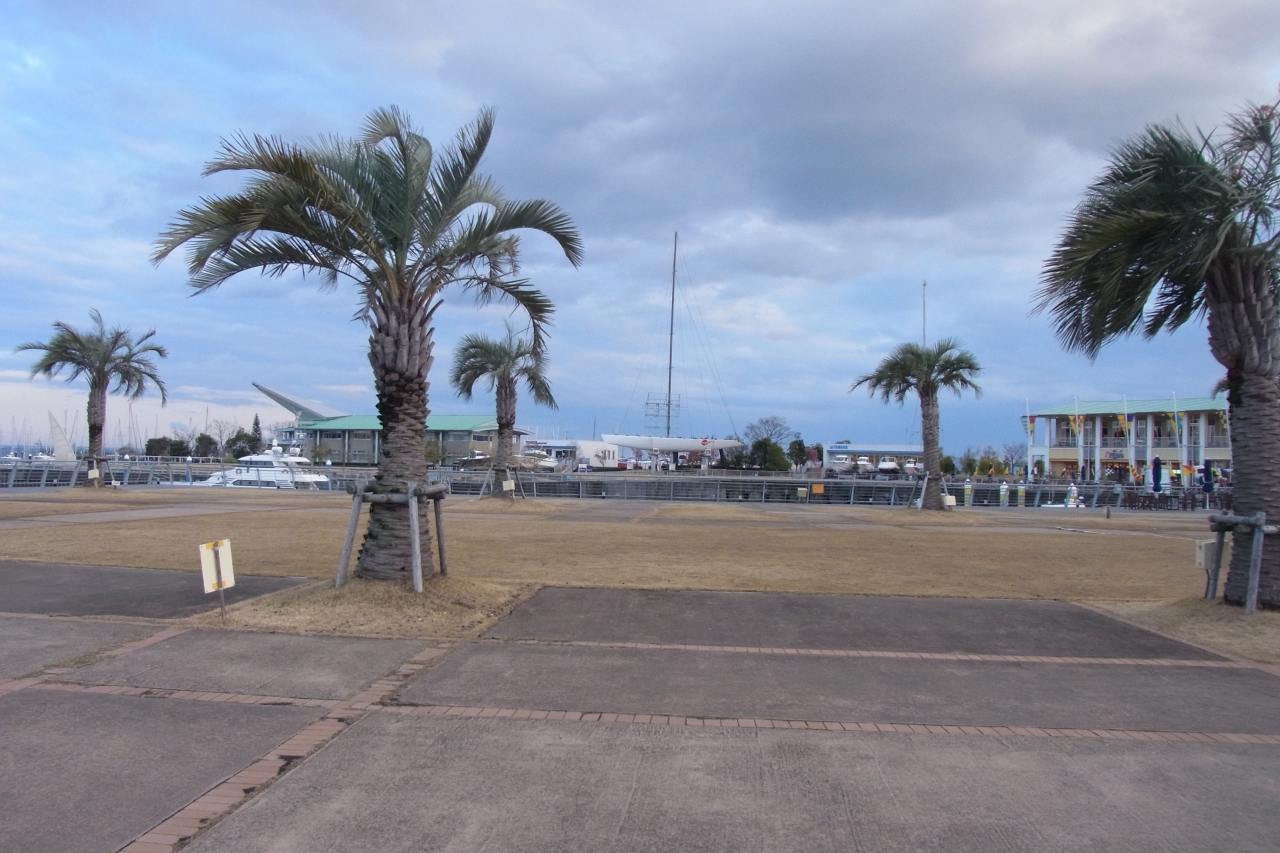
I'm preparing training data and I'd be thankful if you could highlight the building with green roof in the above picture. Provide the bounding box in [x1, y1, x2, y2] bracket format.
[1026, 395, 1229, 481]
[257, 384, 525, 466]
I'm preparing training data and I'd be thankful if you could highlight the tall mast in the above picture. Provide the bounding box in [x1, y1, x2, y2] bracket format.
[922, 280, 927, 346]
[666, 232, 677, 438]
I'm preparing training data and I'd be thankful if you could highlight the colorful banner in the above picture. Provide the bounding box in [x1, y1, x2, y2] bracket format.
[1020, 415, 1029, 435]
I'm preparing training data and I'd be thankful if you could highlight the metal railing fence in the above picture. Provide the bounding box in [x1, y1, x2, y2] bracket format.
[0, 461, 1229, 511]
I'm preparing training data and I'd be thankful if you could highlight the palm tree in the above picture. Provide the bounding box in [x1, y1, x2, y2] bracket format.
[16, 311, 167, 482]
[450, 324, 556, 497]
[1036, 98, 1280, 609]
[851, 339, 982, 510]
[154, 106, 582, 581]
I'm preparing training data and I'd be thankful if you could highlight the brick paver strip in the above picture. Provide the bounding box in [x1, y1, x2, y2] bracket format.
[0, 676, 44, 695]
[504, 638, 1252, 669]
[27, 681, 338, 708]
[386, 703, 1280, 745]
[99, 627, 190, 658]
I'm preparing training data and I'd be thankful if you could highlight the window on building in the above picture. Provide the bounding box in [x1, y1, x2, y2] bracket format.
[472, 434, 491, 442]
[322, 431, 343, 440]
[352, 431, 372, 440]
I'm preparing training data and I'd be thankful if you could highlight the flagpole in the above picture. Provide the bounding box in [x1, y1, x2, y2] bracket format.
[1123, 395, 1130, 482]
[1172, 391, 1181, 477]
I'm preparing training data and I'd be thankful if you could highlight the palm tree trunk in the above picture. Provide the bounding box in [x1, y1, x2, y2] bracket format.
[919, 391, 944, 510]
[86, 380, 107, 487]
[1221, 367, 1280, 607]
[355, 296, 434, 582]
[1206, 258, 1280, 608]
[493, 375, 516, 497]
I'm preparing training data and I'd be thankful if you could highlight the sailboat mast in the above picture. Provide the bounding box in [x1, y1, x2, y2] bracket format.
[666, 232, 677, 438]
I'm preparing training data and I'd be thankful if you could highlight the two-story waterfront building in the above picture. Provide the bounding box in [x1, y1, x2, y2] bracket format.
[1026, 396, 1229, 482]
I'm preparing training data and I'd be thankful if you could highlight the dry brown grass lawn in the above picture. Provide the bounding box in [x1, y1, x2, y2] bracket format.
[2, 490, 1274, 659]
[0, 493, 1217, 599]
[1093, 598, 1280, 664]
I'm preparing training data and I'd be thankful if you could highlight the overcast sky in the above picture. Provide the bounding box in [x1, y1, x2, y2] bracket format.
[2, 0, 1278, 453]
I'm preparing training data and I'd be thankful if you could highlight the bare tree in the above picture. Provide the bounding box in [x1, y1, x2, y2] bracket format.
[208, 419, 239, 454]
[1001, 442, 1028, 473]
[744, 416, 796, 445]
[170, 421, 200, 451]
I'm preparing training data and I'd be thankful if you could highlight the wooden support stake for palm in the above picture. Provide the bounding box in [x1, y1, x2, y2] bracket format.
[408, 481, 424, 593]
[336, 489, 362, 588]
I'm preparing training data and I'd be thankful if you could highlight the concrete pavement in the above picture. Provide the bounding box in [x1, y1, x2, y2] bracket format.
[5, 585, 1279, 852]
[69, 629, 426, 700]
[485, 586, 1224, 658]
[0, 615, 153, 677]
[0, 689, 319, 853]
[401, 642, 1280, 733]
[185, 713, 1280, 853]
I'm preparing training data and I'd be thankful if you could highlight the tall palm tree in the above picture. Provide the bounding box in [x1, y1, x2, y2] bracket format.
[851, 339, 982, 510]
[16, 310, 167, 482]
[1036, 99, 1280, 609]
[154, 106, 582, 581]
[450, 324, 556, 497]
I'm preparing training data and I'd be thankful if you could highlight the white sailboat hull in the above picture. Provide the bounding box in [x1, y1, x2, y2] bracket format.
[602, 435, 744, 453]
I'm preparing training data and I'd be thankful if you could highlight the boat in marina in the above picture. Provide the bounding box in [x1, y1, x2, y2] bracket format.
[200, 444, 331, 490]
[904, 457, 923, 476]
[856, 456, 875, 474]
[877, 456, 900, 475]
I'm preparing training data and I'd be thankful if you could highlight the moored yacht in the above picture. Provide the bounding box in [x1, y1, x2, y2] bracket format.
[201, 444, 331, 490]
[877, 455, 900, 475]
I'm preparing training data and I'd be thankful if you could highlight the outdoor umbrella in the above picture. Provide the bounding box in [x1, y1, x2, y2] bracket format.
[1151, 457, 1163, 493]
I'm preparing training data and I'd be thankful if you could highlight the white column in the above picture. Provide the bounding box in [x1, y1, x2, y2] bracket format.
[1076, 418, 1083, 479]
[1152, 412, 1162, 466]
[1094, 415, 1103, 480]
[1026, 418, 1033, 478]
[1199, 412, 1207, 467]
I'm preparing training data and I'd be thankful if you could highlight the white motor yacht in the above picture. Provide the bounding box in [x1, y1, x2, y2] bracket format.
[201, 444, 331, 490]
[856, 456, 875, 473]
[904, 457, 923, 476]
[877, 455, 900, 475]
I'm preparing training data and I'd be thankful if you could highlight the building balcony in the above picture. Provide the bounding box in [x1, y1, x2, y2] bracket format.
[1051, 438, 1078, 448]
[1206, 435, 1230, 448]
[1099, 437, 1128, 449]
[1151, 437, 1180, 448]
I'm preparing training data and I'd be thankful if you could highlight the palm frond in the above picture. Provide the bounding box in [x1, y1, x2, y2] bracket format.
[1037, 102, 1280, 357]
[851, 339, 982, 405]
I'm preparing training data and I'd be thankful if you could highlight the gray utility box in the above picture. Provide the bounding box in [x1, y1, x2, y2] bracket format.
[1196, 538, 1219, 569]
